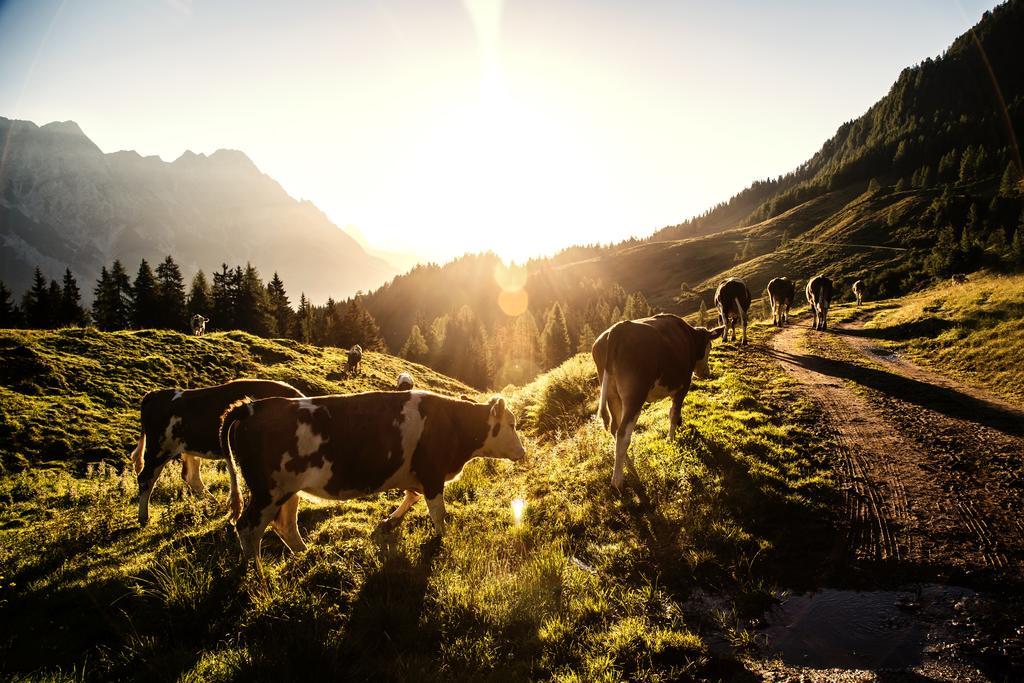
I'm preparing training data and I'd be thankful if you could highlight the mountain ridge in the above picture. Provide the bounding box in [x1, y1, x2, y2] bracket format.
[0, 116, 395, 302]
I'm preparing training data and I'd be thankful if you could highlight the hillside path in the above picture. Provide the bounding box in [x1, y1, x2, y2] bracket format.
[769, 315, 1024, 579]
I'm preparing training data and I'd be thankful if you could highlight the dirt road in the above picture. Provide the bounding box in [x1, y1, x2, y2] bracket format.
[770, 315, 1024, 581]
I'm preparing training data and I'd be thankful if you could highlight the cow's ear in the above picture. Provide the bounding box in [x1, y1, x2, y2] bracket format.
[708, 325, 725, 342]
[490, 396, 506, 417]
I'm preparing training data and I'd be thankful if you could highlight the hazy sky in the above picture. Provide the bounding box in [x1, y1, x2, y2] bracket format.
[0, 0, 1001, 264]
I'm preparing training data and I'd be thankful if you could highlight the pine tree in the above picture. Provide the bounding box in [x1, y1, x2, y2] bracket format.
[46, 279, 62, 326]
[438, 306, 491, 388]
[93, 261, 133, 330]
[958, 145, 976, 184]
[866, 177, 881, 193]
[22, 268, 52, 328]
[0, 281, 18, 328]
[1011, 226, 1024, 269]
[295, 293, 314, 343]
[59, 268, 86, 326]
[211, 264, 240, 330]
[337, 298, 385, 351]
[109, 260, 134, 330]
[187, 270, 213, 321]
[540, 302, 571, 369]
[400, 324, 430, 363]
[155, 256, 187, 331]
[699, 299, 708, 327]
[576, 322, 597, 353]
[266, 272, 293, 338]
[999, 162, 1021, 197]
[236, 263, 273, 336]
[133, 259, 160, 328]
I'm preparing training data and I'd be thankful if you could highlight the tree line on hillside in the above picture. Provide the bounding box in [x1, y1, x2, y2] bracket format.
[0, 251, 657, 390]
[0, 256, 385, 352]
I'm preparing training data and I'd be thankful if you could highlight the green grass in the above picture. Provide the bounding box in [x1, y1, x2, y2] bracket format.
[855, 272, 1024, 405]
[0, 323, 840, 681]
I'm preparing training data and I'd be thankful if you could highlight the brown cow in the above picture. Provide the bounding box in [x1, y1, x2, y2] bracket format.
[852, 279, 865, 306]
[221, 391, 525, 572]
[806, 274, 834, 331]
[131, 379, 304, 526]
[766, 277, 796, 326]
[593, 314, 723, 490]
[714, 277, 752, 344]
[396, 372, 415, 391]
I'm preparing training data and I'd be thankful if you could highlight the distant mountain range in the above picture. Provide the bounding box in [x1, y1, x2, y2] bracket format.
[0, 118, 395, 302]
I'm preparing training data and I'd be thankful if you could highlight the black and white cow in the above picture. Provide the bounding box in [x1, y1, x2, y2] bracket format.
[852, 279, 865, 306]
[714, 277, 752, 345]
[346, 345, 363, 374]
[191, 314, 210, 336]
[593, 314, 722, 490]
[766, 277, 796, 326]
[131, 379, 304, 526]
[221, 391, 526, 572]
[396, 372, 415, 391]
[806, 274, 834, 331]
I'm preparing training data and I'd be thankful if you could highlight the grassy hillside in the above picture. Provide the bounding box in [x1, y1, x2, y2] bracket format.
[855, 271, 1024, 405]
[0, 328, 472, 472]
[0, 323, 841, 680]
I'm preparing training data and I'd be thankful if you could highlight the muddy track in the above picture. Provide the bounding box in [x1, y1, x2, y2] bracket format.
[769, 316, 1024, 580]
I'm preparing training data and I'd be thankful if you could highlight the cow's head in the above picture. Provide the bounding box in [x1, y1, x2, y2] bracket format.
[477, 397, 526, 462]
[694, 326, 724, 379]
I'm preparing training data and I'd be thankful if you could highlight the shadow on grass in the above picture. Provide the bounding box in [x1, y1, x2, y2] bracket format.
[767, 346, 1024, 438]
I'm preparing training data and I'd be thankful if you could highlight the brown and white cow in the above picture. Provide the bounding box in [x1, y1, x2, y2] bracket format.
[221, 391, 526, 571]
[346, 345, 363, 374]
[766, 277, 796, 326]
[806, 274, 834, 330]
[191, 314, 209, 336]
[951, 273, 969, 285]
[852, 279, 865, 306]
[714, 277, 752, 345]
[131, 378, 304, 526]
[396, 372, 415, 391]
[593, 314, 723, 490]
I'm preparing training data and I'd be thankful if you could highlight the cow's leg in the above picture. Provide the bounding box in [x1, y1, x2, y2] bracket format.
[740, 308, 748, 346]
[235, 499, 280, 577]
[137, 450, 171, 527]
[379, 489, 422, 532]
[668, 389, 686, 441]
[180, 453, 214, 500]
[425, 492, 447, 536]
[270, 494, 306, 553]
[612, 402, 641, 491]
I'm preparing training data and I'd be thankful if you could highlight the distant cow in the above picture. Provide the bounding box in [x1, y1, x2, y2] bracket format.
[191, 315, 209, 336]
[766, 277, 796, 326]
[852, 279, 865, 306]
[806, 275, 834, 331]
[593, 314, 723, 490]
[396, 372, 414, 391]
[131, 379, 304, 526]
[714, 278, 752, 345]
[221, 392, 526, 572]
[346, 345, 363, 374]
[951, 273, 969, 285]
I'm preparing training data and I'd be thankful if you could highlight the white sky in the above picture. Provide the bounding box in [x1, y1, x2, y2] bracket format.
[0, 0, 1001, 264]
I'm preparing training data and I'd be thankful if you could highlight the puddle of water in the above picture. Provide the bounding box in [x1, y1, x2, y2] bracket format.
[763, 585, 973, 670]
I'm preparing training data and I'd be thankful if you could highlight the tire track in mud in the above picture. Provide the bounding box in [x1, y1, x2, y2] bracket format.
[770, 316, 1024, 577]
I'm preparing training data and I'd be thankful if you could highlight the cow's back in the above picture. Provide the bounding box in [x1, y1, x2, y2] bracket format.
[715, 278, 752, 312]
[767, 277, 795, 304]
[807, 275, 833, 305]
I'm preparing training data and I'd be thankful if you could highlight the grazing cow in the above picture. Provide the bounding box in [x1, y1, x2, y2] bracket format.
[396, 372, 415, 391]
[191, 314, 210, 336]
[852, 279, 865, 306]
[714, 277, 752, 345]
[221, 392, 526, 572]
[131, 379, 304, 526]
[951, 273, 969, 285]
[346, 345, 363, 374]
[766, 277, 796, 326]
[592, 314, 723, 490]
[806, 275, 834, 331]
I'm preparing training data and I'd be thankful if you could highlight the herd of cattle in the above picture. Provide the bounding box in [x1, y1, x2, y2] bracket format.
[133, 273, 857, 573]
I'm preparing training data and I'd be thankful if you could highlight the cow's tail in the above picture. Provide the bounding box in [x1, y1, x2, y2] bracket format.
[131, 432, 146, 475]
[734, 296, 746, 325]
[220, 399, 253, 523]
[596, 325, 618, 428]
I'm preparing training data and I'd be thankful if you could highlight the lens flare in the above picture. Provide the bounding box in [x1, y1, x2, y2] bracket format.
[511, 496, 527, 525]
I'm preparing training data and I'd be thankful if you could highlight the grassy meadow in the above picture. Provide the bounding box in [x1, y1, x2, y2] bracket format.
[845, 271, 1024, 405]
[0, 322, 841, 681]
